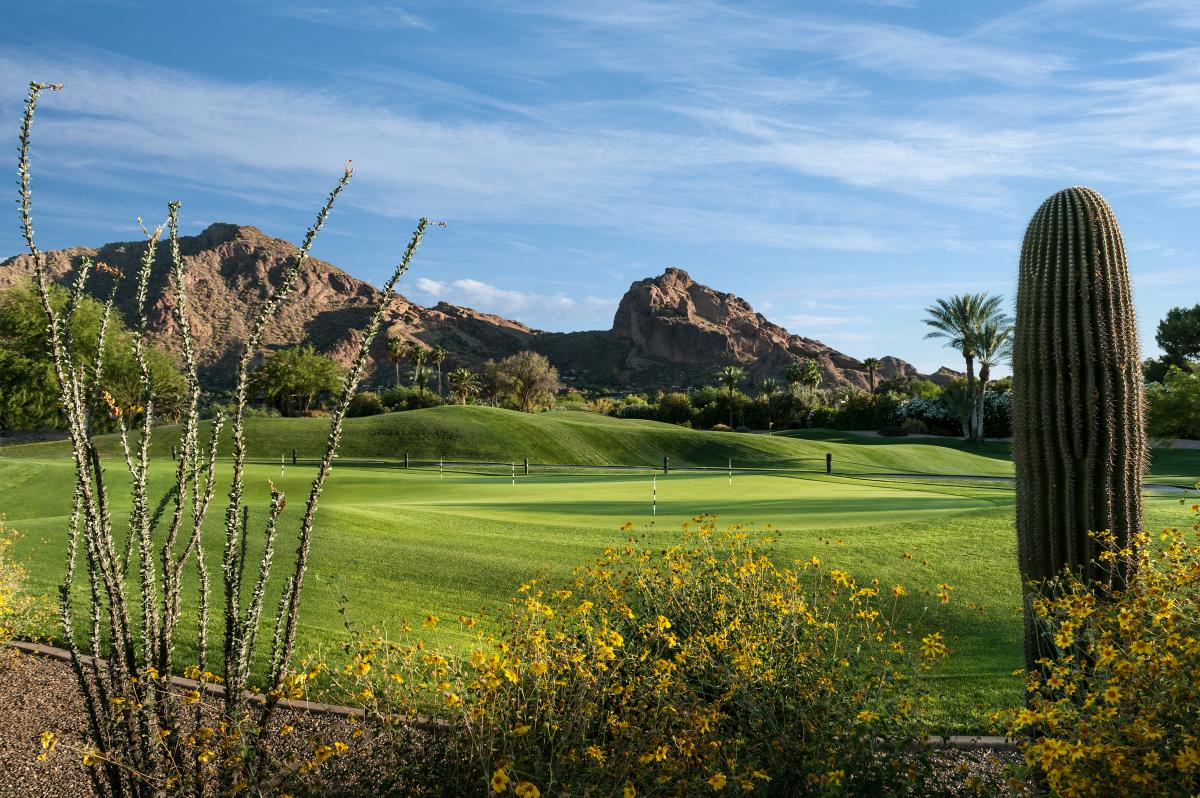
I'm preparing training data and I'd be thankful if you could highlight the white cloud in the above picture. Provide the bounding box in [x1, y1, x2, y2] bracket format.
[781, 313, 871, 328]
[273, 3, 431, 30]
[410, 276, 616, 328]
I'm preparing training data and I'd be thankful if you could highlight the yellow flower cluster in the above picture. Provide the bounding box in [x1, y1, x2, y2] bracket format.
[336, 517, 951, 795]
[996, 504, 1200, 797]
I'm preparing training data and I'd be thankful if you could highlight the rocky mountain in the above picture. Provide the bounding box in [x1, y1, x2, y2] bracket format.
[0, 224, 955, 392]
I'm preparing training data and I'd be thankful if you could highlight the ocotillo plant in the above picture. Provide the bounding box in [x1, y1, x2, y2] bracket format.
[17, 81, 440, 796]
[1012, 186, 1146, 672]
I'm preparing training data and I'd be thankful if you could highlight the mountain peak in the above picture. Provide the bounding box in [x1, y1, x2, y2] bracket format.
[1, 228, 953, 391]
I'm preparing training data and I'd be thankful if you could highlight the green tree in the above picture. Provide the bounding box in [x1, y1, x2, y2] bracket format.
[922, 293, 1008, 442]
[484, 351, 560, 412]
[410, 345, 431, 396]
[1155, 304, 1200, 364]
[447, 367, 479, 405]
[249, 345, 343, 415]
[799, 360, 823, 399]
[861, 357, 883, 393]
[0, 281, 185, 431]
[939, 380, 974, 440]
[784, 362, 804, 393]
[973, 318, 1013, 442]
[431, 345, 448, 398]
[386, 337, 408, 387]
[1146, 365, 1200, 440]
[758, 378, 782, 429]
[716, 365, 746, 428]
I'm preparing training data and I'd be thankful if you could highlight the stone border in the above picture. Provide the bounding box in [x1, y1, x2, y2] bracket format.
[9, 640, 1016, 750]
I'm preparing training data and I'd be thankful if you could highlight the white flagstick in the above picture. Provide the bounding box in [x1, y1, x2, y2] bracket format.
[281, 454, 285, 478]
[652, 474, 657, 516]
[728, 457, 732, 486]
[512, 461, 516, 487]
[440, 458, 443, 479]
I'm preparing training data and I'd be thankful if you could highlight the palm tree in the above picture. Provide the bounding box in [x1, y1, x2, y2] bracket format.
[973, 318, 1013, 441]
[758, 377, 782, 430]
[940, 380, 974, 440]
[784, 362, 805, 396]
[717, 365, 746, 428]
[447, 367, 479, 405]
[862, 357, 883, 393]
[410, 346, 430, 396]
[387, 337, 407, 387]
[430, 345, 447, 399]
[922, 293, 1006, 442]
[800, 360, 823, 399]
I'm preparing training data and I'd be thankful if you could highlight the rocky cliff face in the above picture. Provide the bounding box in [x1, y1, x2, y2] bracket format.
[596, 267, 942, 390]
[0, 224, 535, 385]
[1, 226, 954, 391]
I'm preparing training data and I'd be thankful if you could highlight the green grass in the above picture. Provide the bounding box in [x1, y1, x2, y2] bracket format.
[0, 405, 1017, 476]
[1, 407, 1196, 733]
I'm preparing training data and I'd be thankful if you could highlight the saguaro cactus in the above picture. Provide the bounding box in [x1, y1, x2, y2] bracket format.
[1013, 186, 1146, 671]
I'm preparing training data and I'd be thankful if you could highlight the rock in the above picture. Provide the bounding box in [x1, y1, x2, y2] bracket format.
[1, 228, 952, 391]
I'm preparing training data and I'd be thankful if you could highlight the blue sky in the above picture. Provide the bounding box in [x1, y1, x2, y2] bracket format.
[2, 1, 1199, 374]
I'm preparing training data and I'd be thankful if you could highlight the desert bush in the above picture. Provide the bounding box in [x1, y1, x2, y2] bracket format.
[657, 391, 692, 425]
[336, 519, 952, 796]
[618, 402, 657, 421]
[347, 390, 387, 417]
[587, 397, 619, 416]
[0, 518, 52, 642]
[381, 385, 442, 411]
[710, 422, 733, 432]
[996, 505, 1200, 797]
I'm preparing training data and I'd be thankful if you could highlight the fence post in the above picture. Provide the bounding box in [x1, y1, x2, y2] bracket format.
[825, 452, 832, 475]
[524, 457, 529, 475]
[291, 448, 297, 466]
[663, 454, 669, 474]
[404, 452, 409, 470]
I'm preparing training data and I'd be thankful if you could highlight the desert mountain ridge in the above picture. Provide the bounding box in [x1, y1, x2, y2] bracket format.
[0, 223, 958, 392]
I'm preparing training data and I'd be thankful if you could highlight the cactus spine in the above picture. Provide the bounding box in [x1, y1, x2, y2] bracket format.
[1013, 186, 1146, 672]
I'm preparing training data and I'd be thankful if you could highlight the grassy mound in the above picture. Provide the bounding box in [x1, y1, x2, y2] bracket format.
[1, 405, 1016, 476]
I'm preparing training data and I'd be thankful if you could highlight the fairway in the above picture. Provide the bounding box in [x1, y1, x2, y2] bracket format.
[1, 417, 1195, 733]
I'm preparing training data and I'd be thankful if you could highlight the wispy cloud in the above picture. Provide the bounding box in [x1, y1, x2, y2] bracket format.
[410, 276, 615, 328]
[273, 3, 432, 30]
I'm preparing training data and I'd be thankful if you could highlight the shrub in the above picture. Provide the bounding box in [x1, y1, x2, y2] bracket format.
[900, 417, 928, 435]
[588, 397, 619, 416]
[338, 520, 952, 796]
[877, 425, 909, 437]
[996, 505, 1200, 797]
[710, 422, 733, 432]
[657, 391, 692, 425]
[0, 518, 51, 642]
[618, 402, 657, 421]
[381, 385, 441, 411]
[897, 391, 1010, 438]
[347, 390, 387, 417]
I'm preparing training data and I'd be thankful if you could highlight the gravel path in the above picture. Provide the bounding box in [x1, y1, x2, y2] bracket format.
[1, 646, 1028, 797]
[0, 648, 92, 798]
